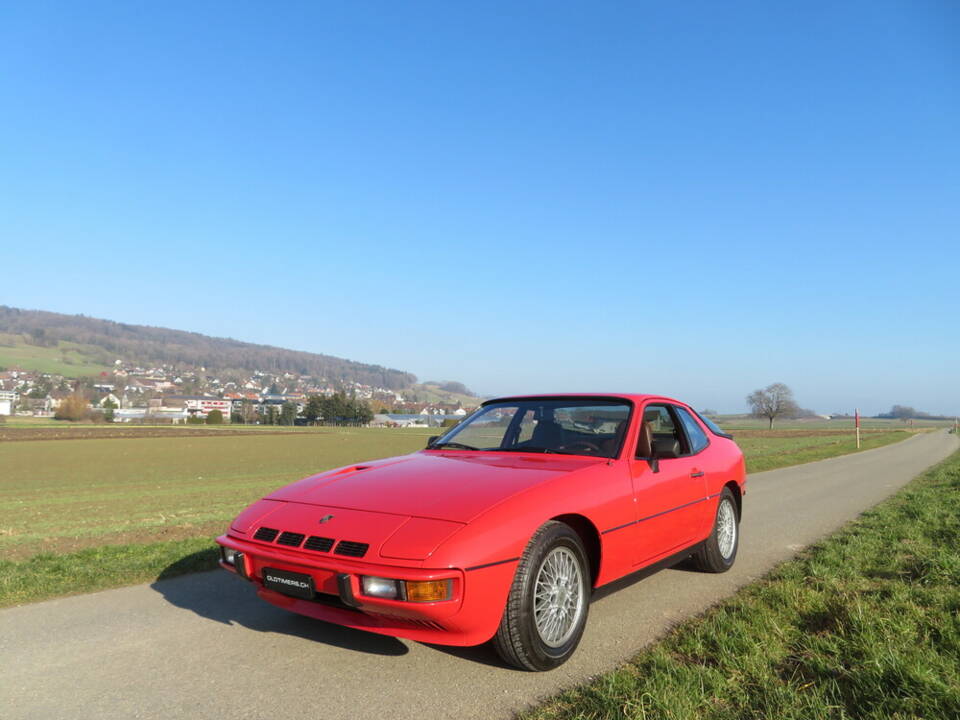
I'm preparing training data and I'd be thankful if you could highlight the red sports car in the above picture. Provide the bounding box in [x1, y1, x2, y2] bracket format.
[217, 394, 746, 670]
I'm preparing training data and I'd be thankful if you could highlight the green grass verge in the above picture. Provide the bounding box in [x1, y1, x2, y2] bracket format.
[0, 537, 219, 607]
[523, 450, 960, 720]
[738, 430, 909, 473]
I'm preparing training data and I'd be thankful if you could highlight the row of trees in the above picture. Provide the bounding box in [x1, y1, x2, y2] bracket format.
[302, 392, 374, 426]
[230, 393, 375, 426]
[877, 405, 949, 421]
[49, 391, 373, 426]
[251, 402, 299, 426]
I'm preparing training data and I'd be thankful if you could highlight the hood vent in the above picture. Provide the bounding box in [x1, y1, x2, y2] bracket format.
[252, 526, 367, 558]
[276, 531, 305, 547]
[334, 541, 369, 558]
[254, 527, 279, 542]
[304, 536, 335, 552]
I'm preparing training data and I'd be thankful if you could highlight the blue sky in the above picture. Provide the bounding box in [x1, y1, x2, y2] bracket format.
[1, 1, 957, 414]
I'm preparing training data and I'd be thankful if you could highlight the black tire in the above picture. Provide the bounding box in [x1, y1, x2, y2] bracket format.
[692, 487, 739, 573]
[493, 521, 591, 671]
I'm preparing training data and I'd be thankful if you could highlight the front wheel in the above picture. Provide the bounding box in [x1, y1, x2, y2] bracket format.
[493, 521, 590, 671]
[692, 487, 739, 573]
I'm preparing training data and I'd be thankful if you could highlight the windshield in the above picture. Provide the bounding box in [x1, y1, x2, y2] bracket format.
[430, 398, 632, 459]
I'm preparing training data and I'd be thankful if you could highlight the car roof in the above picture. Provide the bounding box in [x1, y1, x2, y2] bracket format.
[481, 393, 687, 407]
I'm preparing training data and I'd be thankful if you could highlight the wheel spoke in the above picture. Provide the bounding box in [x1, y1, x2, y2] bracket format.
[532, 546, 585, 648]
[716, 499, 737, 559]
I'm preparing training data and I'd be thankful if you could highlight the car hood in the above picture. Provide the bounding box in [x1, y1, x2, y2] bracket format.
[265, 450, 603, 523]
[230, 498, 463, 561]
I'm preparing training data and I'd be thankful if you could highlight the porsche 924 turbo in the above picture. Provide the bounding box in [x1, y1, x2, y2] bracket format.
[217, 394, 746, 670]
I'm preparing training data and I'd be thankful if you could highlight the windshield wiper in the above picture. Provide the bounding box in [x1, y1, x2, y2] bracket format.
[500, 446, 596, 456]
[429, 441, 480, 451]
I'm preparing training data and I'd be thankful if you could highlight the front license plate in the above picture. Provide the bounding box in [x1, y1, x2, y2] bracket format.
[262, 567, 315, 600]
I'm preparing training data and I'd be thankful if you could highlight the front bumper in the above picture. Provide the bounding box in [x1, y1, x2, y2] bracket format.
[216, 534, 512, 646]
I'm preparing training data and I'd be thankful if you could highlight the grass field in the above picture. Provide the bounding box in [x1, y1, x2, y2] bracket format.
[0, 333, 112, 376]
[734, 429, 910, 473]
[0, 425, 915, 607]
[523, 448, 960, 720]
[0, 427, 437, 560]
[715, 415, 954, 431]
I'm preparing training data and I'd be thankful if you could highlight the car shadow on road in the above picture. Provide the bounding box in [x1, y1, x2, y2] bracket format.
[419, 640, 510, 668]
[150, 553, 408, 657]
[591, 554, 698, 604]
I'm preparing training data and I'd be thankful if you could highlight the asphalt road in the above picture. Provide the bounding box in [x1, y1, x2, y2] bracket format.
[3, 430, 957, 720]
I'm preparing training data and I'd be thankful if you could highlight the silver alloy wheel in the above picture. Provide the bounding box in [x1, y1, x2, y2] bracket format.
[716, 498, 737, 560]
[533, 546, 585, 648]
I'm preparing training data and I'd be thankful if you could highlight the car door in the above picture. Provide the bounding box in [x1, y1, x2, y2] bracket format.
[671, 404, 713, 538]
[628, 403, 704, 565]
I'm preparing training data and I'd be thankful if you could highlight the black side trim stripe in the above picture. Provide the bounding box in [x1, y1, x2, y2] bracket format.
[601, 520, 638, 536]
[637, 496, 707, 523]
[465, 557, 520, 572]
[602, 493, 723, 535]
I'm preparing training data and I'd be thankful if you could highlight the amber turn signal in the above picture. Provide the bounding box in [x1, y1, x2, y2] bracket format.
[403, 579, 452, 602]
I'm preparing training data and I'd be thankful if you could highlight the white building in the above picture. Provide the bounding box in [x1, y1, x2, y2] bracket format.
[0, 390, 18, 416]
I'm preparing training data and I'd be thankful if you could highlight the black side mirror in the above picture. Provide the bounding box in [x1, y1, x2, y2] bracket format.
[426, 435, 439, 449]
[646, 455, 660, 473]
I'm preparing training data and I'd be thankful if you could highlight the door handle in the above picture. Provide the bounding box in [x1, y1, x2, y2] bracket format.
[690, 471, 704, 478]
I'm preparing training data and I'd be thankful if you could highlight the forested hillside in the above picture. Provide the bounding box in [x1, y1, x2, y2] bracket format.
[0, 306, 416, 389]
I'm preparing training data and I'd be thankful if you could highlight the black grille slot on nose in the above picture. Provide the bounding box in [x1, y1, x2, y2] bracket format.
[304, 536, 334, 552]
[276, 531, 305, 548]
[253, 527, 279, 542]
[334, 541, 369, 558]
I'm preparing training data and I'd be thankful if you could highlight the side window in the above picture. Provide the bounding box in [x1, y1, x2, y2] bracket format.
[516, 409, 537, 444]
[637, 404, 684, 457]
[674, 406, 709, 454]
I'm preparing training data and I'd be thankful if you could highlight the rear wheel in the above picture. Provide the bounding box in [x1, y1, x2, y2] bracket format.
[493, 521, 590, 671]
[692, 487, 739, 573]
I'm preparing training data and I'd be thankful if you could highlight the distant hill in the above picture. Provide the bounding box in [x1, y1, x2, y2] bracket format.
[404, 382, 479, 407]
[0, 306, 417, 389]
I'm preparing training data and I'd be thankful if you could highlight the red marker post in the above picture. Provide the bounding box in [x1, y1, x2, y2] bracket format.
[855, 408, 861, 449]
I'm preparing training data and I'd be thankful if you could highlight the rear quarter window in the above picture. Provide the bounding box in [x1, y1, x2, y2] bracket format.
[695, 411, 733, 439]
[675, 406, 710, 454]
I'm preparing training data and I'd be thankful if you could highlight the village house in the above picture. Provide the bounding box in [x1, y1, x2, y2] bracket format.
[162, 395, 231, 419]
[0, 389, 18, 415]
[96, 393, 122, 408]
[25, 396, 54, 416]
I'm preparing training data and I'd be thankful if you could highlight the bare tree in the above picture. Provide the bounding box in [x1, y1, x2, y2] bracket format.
[746, 383, 799, 429]
[239, 399, 257, 425]
[54, 392, 91, 422]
